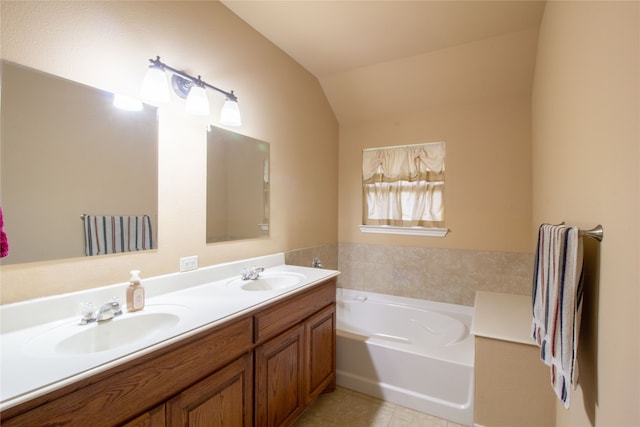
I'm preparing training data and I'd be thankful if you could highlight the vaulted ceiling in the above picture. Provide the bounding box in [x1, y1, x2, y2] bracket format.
[222, 1, 546, 124]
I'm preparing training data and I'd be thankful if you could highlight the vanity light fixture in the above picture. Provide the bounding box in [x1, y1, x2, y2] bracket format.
[140, 60, 170, 104]
[141, 56, 242, 126]
[184, 77, 210, 116]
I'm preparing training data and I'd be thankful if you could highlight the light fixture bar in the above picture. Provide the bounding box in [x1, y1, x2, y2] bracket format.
[148, 56, 238, 102]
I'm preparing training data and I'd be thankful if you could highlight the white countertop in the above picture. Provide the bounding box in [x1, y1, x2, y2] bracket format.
[471, 291, 536, 346]
[0, 254, 339, 411]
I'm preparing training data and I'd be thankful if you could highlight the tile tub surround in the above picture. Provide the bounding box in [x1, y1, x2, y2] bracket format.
[338, 243, 533, 306]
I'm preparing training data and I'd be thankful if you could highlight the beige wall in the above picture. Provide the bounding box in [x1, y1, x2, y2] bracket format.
[321, 28, 540, 125]
[532, 2, 639, 426]
[338, 94, 533, 253]
[0, 1, 338, 303]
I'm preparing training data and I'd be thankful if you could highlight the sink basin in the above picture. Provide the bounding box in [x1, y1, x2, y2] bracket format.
[227, 272, 306, 291]
[56, 312, 179, 355]
[25, 305, 192, 356]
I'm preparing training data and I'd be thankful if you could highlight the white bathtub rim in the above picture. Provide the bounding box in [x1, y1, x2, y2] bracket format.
[336, 328, 474, 367]
[336, 288, 473, 315]
[336, 289, 475, 367]
[338, 301, 472, 334]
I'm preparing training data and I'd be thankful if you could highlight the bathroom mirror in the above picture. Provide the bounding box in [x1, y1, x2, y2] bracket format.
[0, 61, 159, 265]
[206, 125, 269, 243]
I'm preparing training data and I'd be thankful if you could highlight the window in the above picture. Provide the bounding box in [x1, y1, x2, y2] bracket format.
[360, 142, 447, 237]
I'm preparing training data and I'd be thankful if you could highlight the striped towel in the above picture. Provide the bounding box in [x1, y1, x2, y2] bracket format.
[531, 223, 584, 408]
[83, 215, 153, 256]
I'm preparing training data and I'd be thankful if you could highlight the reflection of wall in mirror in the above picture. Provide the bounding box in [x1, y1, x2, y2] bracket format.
[206, 126, 269, 243]
[0, 62, 158, 264]
[207, 135, 229, 241]
[227, 140, 266, 239]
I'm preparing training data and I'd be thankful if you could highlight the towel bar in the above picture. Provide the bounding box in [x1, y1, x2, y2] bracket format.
[579, 224, 604, 242]
[546, 222, 603, 242]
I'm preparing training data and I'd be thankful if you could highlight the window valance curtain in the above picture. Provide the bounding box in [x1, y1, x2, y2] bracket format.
[362, 142, 445, 228]
[362, 142, 445, 184]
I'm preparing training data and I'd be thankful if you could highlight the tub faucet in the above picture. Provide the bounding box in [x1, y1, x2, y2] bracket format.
[80, 298, 122, 324]
[241, 266, 264, 280]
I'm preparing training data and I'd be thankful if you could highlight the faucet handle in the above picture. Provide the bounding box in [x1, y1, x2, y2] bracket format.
[251, 266, 264, 279]
[80, 302, 97, 324]
[241, 266, 264, 280]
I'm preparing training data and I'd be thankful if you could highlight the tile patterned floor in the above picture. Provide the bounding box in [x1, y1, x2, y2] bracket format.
[293, 387, 466, 427]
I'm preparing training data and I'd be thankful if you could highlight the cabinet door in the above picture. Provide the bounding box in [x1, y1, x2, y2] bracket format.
[255, 325, 304, 427]
[122, 404, 166, 427]
[305, 304, 336, 403]
[167, 353, 253, 427]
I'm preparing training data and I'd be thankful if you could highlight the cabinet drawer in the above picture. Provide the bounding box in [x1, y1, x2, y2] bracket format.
[254, 279, 336, 344]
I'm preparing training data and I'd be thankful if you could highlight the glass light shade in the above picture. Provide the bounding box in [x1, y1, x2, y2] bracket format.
[140, 66, 169, 105]
[112, 93, 143, 111]
[185, 85, 210, 116]
[219, 99, 242, 126]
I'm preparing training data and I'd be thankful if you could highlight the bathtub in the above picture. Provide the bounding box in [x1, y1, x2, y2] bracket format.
[336, 289, 474, 426]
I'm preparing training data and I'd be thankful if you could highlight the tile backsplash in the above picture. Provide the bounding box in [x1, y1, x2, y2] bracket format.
[286, 243, 533, 307]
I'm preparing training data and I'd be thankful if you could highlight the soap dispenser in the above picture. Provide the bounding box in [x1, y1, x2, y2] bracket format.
[126, 269, 145, 312]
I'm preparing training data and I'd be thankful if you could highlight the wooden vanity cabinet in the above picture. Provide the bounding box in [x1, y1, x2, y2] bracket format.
[254, 279, 336, 427]
[123, 353, 254, 427]
[0, 278, 336, 427]
[122, 404, 166, 427]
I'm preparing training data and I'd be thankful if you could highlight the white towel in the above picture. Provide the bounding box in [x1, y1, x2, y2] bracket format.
[83, 215, 153, 256]
[531, 223, 584, 408]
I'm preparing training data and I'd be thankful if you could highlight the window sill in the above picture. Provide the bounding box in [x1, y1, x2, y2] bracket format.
[358, 225, 449, 237]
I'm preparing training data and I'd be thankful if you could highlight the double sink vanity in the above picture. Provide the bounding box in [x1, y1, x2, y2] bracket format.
[0, 253, 339, 426]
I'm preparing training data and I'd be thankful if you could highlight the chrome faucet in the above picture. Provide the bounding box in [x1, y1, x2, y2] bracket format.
[312, 257, 323, 268]
[241, 266, 264, 280]
[80, 298, 122, 324]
